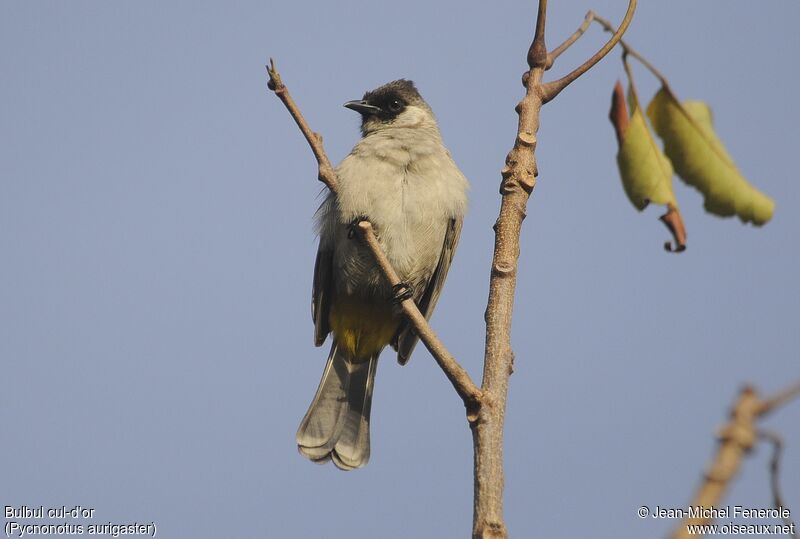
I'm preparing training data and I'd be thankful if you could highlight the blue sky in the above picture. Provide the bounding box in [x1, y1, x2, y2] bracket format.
[2, 1, 798, 537]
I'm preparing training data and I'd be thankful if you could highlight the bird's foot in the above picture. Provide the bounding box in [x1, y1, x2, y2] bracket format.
[347, 216, 370, 239]
[391, 282, 414, 304]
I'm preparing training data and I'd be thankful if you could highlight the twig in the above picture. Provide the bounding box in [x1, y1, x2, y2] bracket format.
[540, 2, 638, 103]
[591, 14, 670, 89]
[356, 221, 482, 410]
[546, 11, 593, 70]
[759, 381, 800, 415]
[759, 431, 799, 538]
[669, 382, 800, 539]
[266, 59, 337, 191]
[266, 59, 481, 411]
[472, 2, 637, 537]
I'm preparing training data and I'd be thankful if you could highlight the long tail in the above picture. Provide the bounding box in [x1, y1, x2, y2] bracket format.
[296, 343, 378, 470]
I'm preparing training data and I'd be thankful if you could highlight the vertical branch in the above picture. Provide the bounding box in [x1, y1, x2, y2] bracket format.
[471, 2, 549, 532]
[471, 2, 636, 538]
[270, 2, 638, 536]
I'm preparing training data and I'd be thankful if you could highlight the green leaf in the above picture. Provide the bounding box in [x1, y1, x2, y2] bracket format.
[646, 87, 775, 225]
[615, 85, 676, 211]
[610, 80, 686, 252]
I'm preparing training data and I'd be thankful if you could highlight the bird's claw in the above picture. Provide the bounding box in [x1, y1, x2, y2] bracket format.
[347, 217, 370, 239]
[391, 282, 414, 304]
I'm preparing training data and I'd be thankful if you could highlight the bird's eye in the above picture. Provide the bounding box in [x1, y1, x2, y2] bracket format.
[388, 99, 403, 112]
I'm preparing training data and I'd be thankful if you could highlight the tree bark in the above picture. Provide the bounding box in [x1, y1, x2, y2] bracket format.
[472, 2, 637, 536]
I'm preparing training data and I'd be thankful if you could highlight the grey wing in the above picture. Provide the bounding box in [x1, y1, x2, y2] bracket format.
[312, 244, 333, 347]
[395, 217, 463, 365]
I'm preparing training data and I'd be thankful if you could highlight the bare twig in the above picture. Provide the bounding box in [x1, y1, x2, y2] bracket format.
[266, 59, 337, 191]
[670, 382, 800, 539]
[591, 15, 670, 89]
[540, 2, 637, 103]
[266, 60, 480, 410]
[759, 431, 799, 537]
[546, 11, 593, 70]
[759, 381, 800, 415]
[356, 221, 482, 410]
[472, 2, 636, 538]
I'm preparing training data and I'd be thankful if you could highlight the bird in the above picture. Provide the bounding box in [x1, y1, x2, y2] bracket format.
[296, 79, 469, 470]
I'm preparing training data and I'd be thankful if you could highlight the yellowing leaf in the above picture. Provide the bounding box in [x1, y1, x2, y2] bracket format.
[610, 80, 686, 252]
[615, 85, 676, 211]
[646, 87, 775, 225]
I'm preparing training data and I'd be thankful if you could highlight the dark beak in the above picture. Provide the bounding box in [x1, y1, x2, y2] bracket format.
[344, 100, 382, 116]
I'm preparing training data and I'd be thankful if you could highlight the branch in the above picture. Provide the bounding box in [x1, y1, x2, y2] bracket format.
[472, 2, 637, 537]
[540, 1, 637, 103]
[527, 0, 548, 70]
[266, 59, 480, 410]
[546, 11, 593, 70]
[270, 2, 642, 534]
[759, 381, 800, 415]
[356, 221, 482, 410]
[591, 15, 670, 88]
[669, 382, 800, 539]
[266, 59, 337, 191]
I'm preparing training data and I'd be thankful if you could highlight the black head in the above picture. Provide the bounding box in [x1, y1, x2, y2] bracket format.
[344, 80, 428, 128]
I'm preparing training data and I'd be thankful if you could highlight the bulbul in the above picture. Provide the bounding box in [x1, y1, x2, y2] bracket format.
[296, 79, 469, 470]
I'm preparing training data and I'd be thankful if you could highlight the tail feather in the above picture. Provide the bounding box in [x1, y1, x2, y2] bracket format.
[296, 347, 350, 458]
[331, 355, 377, 469]
[296, 343, 378, 470]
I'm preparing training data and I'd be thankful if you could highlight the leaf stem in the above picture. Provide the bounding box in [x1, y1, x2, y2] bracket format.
[591, 15, 671, 89]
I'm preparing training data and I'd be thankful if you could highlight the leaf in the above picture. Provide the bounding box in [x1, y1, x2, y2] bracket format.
[610, 80, 686, 252]
[646, 87, 775, 226]
[614, 82, 676, 210]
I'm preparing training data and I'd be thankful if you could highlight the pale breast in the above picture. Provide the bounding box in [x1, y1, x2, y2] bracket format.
[327, 128, 467, 296]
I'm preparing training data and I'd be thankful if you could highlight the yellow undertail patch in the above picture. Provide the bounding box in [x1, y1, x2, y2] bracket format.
[329, 294, 400, 359]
